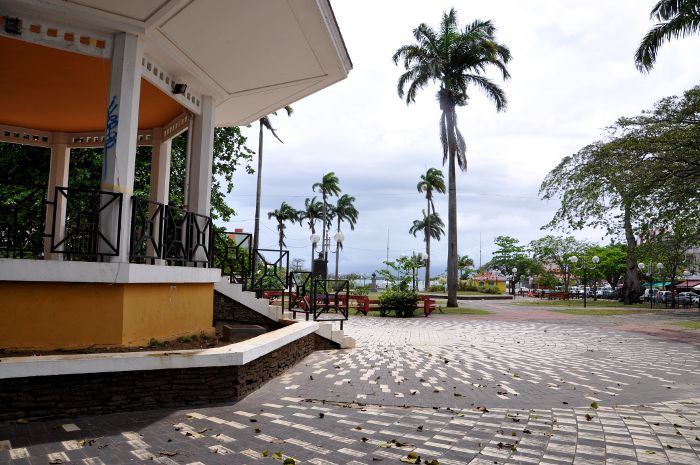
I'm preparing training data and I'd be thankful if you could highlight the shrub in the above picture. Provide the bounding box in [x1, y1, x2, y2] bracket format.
[458, 281, 479, 292]
[428, 284, 445, 292]
[352, 285, 370, 296]
[477, 286, 503, 295]
[378, 288, 419, 318]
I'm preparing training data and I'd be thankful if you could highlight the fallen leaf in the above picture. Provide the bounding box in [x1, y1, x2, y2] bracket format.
[16, 419, 29, 424]
[159, 451, 177, 457]
[590, 402, 599, 410]
[261, 450, 269, 457]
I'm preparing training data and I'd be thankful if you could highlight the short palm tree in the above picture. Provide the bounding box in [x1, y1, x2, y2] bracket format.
[333, 194, 359, 281]
[635, 0, 700, 72]
[417, 168, 446, 290]
[394, 8, 511, 306]
[311, 172, 341, 262]
[301, 197, 323, 267]
[267, 201, 300, 251]
[253, 106, 293, 260]
[457, 254, 475, 280]
[410, 211, 445, 288]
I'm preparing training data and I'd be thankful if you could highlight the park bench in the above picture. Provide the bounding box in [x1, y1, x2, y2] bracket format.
[547, 292, 570, 300]
[355, 295, 438, 317]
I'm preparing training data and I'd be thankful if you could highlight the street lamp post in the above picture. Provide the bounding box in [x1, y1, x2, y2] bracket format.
[511, 267, 517, 296]
[333, 230, 344, 283]
[310, 234, 320, 271]
[568, 255, 599, 308]
[638, 262, 663, 309]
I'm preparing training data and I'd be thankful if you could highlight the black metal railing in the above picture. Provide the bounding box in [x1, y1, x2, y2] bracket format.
[130, 197, 214, 267]
[130, 197, 164, 263]
[289, 271, 314, 320]
[51, 187, 122, 260]
[312, 278, 350, 329]
[0, 185, 46, 259]
[249, 249, 289, 311]
[214, 230, 252, 286]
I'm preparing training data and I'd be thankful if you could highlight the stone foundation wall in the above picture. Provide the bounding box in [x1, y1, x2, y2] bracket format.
[0, 333, 338, 422]
[213, 290, 279, 329]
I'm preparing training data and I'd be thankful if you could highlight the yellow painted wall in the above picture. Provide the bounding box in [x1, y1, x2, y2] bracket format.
[0, 282, 214, 350]
[0, 282, 124, 350]
[121, 283, 214, 346]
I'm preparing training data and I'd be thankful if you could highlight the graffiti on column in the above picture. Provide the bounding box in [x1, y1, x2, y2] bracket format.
[103, 95, 119, 178]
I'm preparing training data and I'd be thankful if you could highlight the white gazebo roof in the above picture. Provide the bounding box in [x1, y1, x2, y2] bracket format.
[0, 0, 352, 129]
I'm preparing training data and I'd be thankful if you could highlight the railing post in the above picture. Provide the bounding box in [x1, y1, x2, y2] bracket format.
[44, 140, 70, 260]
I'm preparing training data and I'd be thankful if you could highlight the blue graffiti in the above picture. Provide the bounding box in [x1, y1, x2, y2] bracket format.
[103, 95, 119, 178]
[104, 95, 119, 149]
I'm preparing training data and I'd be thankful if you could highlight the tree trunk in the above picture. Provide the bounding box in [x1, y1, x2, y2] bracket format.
[252, 121, 264, 273]
[334, 220, 340, 282]
[425, 197, 431, 291]
[622, 205, 641, 304]
[321, 194, 327, 260]
[445, 107, 458, 308]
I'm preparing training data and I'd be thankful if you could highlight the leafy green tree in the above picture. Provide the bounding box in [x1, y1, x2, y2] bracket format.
[540, 139, 654, 304]
[252, 106, 293, 257]
[488, 236, 542, 294]
[393, 8, 511, 307]
[301, 197, 323, 266]
[587, 243, 628, 289]
[529, 235, 590, 291]
[637, 214, 699, 307]
[312, 172, 341, 261]
[267, 201, 301, 250]
[541, 87, 700, 304]
[416, 168, 446, 290]
[333, 194, 359, 280]
[635, 0, 700, 72]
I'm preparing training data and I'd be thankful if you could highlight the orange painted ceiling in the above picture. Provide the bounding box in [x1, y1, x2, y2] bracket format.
[0, 35, 183, 133]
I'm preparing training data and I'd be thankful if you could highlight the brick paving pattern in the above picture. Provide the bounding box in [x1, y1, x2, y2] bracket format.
[1, 313, 699, 464]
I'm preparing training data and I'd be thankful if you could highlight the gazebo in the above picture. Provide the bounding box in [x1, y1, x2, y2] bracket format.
[0, 0, 351, 350]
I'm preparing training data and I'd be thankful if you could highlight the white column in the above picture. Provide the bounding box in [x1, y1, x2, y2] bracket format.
[186, 95, 215, 216]
[148, 128, 171, 263]
[100, 32, 143, 262]
[150, 129, 171, 205]
[186, 96, 215, 263]
[44, 137, 70, 259]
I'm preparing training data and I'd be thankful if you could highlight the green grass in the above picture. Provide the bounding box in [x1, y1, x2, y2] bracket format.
[552, 309, 656, 316]
[671, 321, 700, 330]
[439, 307, 492, 315]
[514, 300, 649, 309]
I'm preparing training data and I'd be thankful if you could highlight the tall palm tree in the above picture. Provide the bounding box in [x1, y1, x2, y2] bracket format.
[267, 201, 300, 251]
[253, 106, 293, 265]
[333, 194, 359, 281]
[635, 0, 700, 72]
[416, 168, 446, 290]
[311, 172, 341, 263]
[301, 197, 323, 267]
[394, 8, 511, 307]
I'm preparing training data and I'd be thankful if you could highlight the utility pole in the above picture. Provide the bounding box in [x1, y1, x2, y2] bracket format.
[386, 229, 390, 272]
[479, 231, 482, 269]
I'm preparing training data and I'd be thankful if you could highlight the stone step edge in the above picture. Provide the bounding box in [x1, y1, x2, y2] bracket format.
[215, 280, 355, 349]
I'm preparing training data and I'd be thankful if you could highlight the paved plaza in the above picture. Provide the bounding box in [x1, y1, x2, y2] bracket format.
[1, 303, 699, 465]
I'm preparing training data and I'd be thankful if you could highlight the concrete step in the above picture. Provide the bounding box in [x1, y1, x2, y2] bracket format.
[214, 280, 354, 348]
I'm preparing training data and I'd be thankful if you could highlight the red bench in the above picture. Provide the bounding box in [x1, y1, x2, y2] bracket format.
[355, 295, 438, 317]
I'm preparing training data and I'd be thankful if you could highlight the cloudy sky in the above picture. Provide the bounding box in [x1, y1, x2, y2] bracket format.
[219, 0, 699, 277]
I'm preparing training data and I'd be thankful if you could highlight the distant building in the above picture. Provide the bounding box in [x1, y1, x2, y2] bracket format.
[469, 272, 506, 293]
